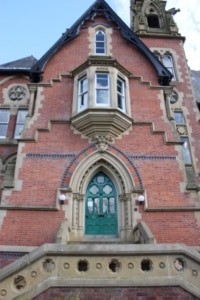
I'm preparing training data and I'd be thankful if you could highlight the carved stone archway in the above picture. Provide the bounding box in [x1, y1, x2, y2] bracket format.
[63, 151, 142, 242]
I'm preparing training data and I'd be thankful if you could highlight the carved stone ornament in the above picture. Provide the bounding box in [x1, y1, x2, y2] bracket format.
[8, 85, 26, 101]
[176, 124, 187, 136]
[91, 135, 114, 152]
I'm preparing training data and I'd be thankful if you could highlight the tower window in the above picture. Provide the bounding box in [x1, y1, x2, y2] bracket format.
[147, 15, 160, 28]
[95, 30, 106, 54]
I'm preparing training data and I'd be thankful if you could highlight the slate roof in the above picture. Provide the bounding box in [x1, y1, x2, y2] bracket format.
[191, 70, 200, 105]
[0, 55, 37, 74]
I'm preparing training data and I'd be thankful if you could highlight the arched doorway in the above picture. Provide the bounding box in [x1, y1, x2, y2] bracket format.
[85, 172, 118, 235]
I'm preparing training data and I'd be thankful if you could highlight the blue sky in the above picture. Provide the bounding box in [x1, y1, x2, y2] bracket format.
[1, 0, 200, 70]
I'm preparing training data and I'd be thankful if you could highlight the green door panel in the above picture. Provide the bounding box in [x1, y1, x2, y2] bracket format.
[85, 172, 118, 235]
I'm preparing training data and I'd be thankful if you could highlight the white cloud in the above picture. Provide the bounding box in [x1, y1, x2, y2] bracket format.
[111, 0, 200, 70]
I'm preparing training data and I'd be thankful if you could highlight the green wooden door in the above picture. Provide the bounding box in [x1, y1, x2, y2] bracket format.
[85, 172, 118, 235]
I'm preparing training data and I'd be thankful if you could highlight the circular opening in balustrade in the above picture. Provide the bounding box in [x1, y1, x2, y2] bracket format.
[141, 259, 153, 271]
[174, 257, 185, 271]
[109, 259, 121, 273]
[77, 260, 88, 272]
[14, 275, 26, 290]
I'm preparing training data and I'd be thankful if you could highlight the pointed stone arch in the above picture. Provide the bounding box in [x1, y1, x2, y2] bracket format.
[63, 149, 143, 243]
[69, 151, 135, 194]
[144, 1, 164, 29]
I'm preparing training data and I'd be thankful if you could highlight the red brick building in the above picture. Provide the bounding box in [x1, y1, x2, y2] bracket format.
[0, 0, 200, 299]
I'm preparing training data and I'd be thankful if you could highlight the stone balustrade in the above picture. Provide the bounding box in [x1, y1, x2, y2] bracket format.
[0, 243, 200, 299]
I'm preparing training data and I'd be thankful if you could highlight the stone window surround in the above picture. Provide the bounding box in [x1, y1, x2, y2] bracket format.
[89, 24, 112, 56]
[151, 48, 180, 82]
[72, 65, 131, 116]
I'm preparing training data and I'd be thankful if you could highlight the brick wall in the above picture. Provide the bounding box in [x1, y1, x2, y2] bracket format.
[32, 287, 199, 300]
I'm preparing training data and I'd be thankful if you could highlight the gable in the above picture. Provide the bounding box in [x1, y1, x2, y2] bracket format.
[30, 0, 172, 85]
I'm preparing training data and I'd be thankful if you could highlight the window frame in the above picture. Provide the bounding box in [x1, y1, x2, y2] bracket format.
[14, 109, 28, 139]
[78, 76, 88, 112]
[117, 77, 126, 112]
[181, 137, 192, 165]
[95, 30, 106, 55]
[95, 73, 110, 106]
[163, 54, 176, 81]
[0, 109, 10, 139]
[154, 52, 176, 81]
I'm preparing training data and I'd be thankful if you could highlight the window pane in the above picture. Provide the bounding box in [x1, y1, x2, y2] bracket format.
[96, 30, 105, 54]
[0, 110, 10, 138]
[109, 198, 115, 214]
[163, 55, 173, 67]
[78, 77, 88, 111]
[96, 90, 109, 104]
[96, 74, 109, 105]
[103, 198, 108, 213]
[96, 31, 105, 41]
[87, 198, 93, 214]
[0, 125, 8, 138]
[0, 110, 10, 123]
[97, 74, 108, 88]
[14, 110, 28, 138]
[94, 198, 100, 214]
[163, 55, 176, 80]
[80, 78, 88, 93]
[174, 112, 185, 124]
[14, 125, 24, 139]
[117, 78, 125, 111]
[181, 137, 192, 164]
[17, 110, 27, 123]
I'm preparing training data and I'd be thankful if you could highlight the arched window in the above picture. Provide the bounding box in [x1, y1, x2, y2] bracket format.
[95, 30, 106, 54]
[3, 155, 16, 188]
[85, 172, 118, 235]
[147, 15, 160, 28]
[163, 54, 176, 80]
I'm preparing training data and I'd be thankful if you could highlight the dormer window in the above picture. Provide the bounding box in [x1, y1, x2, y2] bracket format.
[96, 73, 109, 105]
[95, 30, 106, 54]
